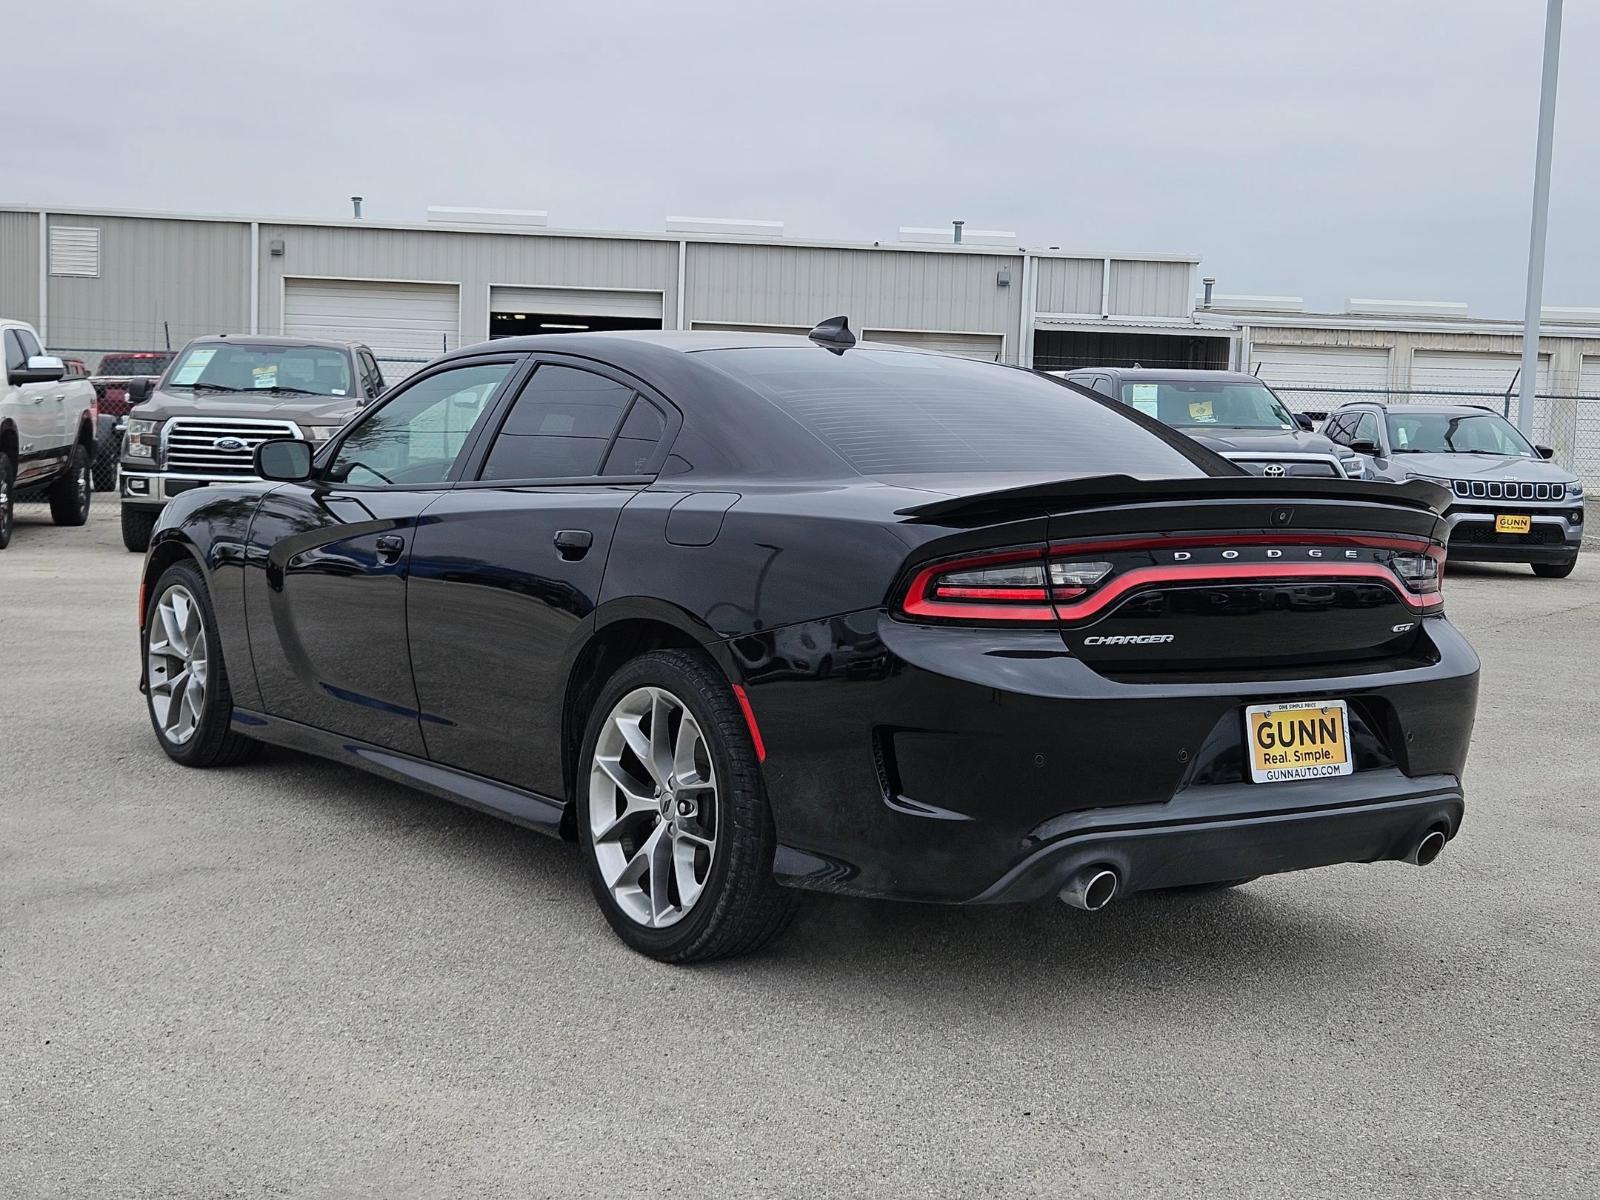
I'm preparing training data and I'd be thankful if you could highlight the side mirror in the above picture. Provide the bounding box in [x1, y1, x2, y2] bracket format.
[125, 377, 154, 404]
[10, 354, 65, 384]
[1536, 444, 1556, 460]
[254, 438, 315, 482]
[1293, 413, 1315, 431]
[1348, 439, 1381, 456]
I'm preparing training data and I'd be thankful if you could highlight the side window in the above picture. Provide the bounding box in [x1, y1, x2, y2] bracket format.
[601, 398, 668, 475]
[1353, 413, 1380, 446]
[327, 361, 514, 487]
[3, 330, 23, 373]
[15, 327, 42, 361]
[1324, 414, 1349, 443]
[480, 364, 634, 481]
[1091, 376, 1117, 398]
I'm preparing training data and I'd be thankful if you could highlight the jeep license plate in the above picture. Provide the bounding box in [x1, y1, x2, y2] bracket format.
[1245, 700, 1352, 783]
[1495, 514, 1532, 534]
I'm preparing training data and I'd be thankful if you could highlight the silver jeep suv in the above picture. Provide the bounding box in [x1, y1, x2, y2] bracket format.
[1325, 402, 1585, 578]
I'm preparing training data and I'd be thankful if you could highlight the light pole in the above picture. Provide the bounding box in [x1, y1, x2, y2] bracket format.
[1516, 0, 1563, 436]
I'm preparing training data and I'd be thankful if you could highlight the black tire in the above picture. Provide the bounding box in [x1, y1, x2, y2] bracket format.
[142, 560, 258, 768]
[1532, 559, 1576, 579]
[1155, 878, 1257, 896]
[92, 441, 119, 492]
[47, 443, 92, 526]
[576, 649, 798, 963]
[122, 504, 157, 553]
[0, 450, 13, 550]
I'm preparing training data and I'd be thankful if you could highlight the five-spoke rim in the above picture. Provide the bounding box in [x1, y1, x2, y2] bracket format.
[589, 686, 718, 929]
[147, 584, 209, 746]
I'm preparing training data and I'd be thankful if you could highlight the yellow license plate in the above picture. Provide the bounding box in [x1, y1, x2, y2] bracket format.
[1495, 514, 1532, 534]
[1245, 700, 1352, 783]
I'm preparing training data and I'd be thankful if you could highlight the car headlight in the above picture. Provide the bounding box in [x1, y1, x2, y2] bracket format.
[1567, 481, 1586, 500]
[1405, 472, 1454, 489]
[124, 418, 162, 463]
[1340, 455, 1365, 479]
[302, 425, 339, 443]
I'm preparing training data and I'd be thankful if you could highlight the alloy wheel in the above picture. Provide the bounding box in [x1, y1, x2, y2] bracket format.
[147, 584, 209, 745]
[589, 686, 719, 928]
[77, 462, 90, 511]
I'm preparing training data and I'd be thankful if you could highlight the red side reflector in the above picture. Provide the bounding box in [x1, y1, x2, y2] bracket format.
[137, 579, 146, 630]
[731, 684, 766, 763]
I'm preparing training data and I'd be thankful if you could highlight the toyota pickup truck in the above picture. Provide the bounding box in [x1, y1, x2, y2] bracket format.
[119, 335, 387, 551]
[1, 319, 98, 549]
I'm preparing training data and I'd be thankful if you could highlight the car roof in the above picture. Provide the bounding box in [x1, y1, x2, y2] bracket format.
[1341, 402, 1507, 416]
[447, 329, 913, 356]
[1064, 367, 1264, 384]
[182, 335, 362, 351]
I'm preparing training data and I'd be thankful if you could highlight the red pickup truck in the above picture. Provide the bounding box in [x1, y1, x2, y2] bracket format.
[90, 351, 176, 490]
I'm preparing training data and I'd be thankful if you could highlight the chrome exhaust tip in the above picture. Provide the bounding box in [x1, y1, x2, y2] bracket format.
[1405, 827, 1448, 867]
[1060, 866, 1119, 911]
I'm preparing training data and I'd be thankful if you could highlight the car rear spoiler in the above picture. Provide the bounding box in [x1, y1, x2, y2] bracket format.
[895, 474, 1452, 523]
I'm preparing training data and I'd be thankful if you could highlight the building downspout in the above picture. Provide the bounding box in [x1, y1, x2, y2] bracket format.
[37, 210, 48, 343]
[1019, 251, 1036, 369]
[249, 221, 260, 335]
[676, 239, 687, 330]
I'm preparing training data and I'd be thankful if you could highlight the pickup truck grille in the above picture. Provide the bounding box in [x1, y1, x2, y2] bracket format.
[164, 418, 300, 476]
[1451, 479, 1563, 501]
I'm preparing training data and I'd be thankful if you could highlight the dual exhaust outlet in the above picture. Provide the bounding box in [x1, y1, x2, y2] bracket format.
[1057, 825, 1449, 912]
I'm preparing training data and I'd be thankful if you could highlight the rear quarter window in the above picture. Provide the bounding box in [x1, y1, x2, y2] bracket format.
[696, 347, 1222, 477]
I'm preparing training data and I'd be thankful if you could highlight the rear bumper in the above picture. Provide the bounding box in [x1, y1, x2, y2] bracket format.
[737, 610, 1480, 904]
[970, 774, 1462, 903]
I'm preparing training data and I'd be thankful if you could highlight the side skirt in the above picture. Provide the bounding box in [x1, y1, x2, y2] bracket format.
[231, 708, 569, 837]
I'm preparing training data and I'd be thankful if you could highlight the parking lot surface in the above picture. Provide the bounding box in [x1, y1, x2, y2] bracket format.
[3, 503, 1597, 1199]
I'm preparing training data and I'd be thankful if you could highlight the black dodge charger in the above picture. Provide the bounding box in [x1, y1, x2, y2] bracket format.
[138, 321, 1480, 962]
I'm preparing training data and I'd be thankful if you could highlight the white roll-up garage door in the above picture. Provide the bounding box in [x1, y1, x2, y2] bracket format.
[284, 279, 460, 382]
[490, 286, 663, 321]
[1247, 345, 1391, 389]
[862, 330, 1004, 361]
[1409, 351, 1550, 397]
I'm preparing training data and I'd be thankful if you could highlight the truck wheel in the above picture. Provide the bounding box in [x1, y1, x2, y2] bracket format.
[1532, 560, 1576, 579]
[122, 505, 158, 553]
[0, 451, 14, 550]
[47, 444, 92, 526]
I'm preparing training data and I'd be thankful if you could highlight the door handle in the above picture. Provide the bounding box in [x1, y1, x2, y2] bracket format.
[553, 529, 593, 560]
[375, 534, 406, 563]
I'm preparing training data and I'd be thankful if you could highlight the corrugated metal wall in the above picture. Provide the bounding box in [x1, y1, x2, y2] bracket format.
[1107, 260, 1192, 319]
[0, 211, 40, 328]
[259, 225, 678, 347]
[684, 243, 1022, 358]
[46, 214, 249, 350]
[1034, 258, 1104, 315]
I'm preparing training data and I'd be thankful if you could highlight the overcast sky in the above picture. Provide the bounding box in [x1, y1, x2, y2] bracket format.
[13, 0, 1597, 315]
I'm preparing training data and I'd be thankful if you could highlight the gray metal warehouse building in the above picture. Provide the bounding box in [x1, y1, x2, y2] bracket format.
[0, 204, 1228, 380]
[3, 202, 1597, 483]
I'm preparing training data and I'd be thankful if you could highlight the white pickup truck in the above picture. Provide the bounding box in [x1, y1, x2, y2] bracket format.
[1, 319, 98, 549]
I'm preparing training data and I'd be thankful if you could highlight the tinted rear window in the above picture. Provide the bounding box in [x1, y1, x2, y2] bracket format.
[698, 348, 1215, 476]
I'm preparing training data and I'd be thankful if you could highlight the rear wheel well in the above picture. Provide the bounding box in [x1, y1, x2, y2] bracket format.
[560, 618, 707, 838]
[77, 416, 95, 448]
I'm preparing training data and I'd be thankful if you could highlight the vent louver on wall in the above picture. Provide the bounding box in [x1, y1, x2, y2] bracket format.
[49, 226, 101, 277]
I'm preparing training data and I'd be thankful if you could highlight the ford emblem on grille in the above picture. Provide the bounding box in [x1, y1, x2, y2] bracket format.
[213, 436, 247, 452]
[1262, 463, 1286, 477]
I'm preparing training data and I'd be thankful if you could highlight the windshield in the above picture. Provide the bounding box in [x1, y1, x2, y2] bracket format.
[1385, 410, 1535, 457]
[166, 343, 352, 397]
[1120, 380, 1296, 430]
[697, 347, 1220, 477]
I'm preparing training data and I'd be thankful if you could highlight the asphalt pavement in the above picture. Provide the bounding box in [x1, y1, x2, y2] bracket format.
[2, 502, 1596, 1199]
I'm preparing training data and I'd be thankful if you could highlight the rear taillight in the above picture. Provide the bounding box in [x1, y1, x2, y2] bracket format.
[899, 535, 1446, 625]
[1392, 550, 1443, 595]
[901, 549, 1112, 622]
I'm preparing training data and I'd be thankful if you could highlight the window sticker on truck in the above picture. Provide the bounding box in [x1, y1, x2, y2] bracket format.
[172, 348, 216, 385]
[252, 366, 278, 388]
[1129, 383, 1159, 417]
